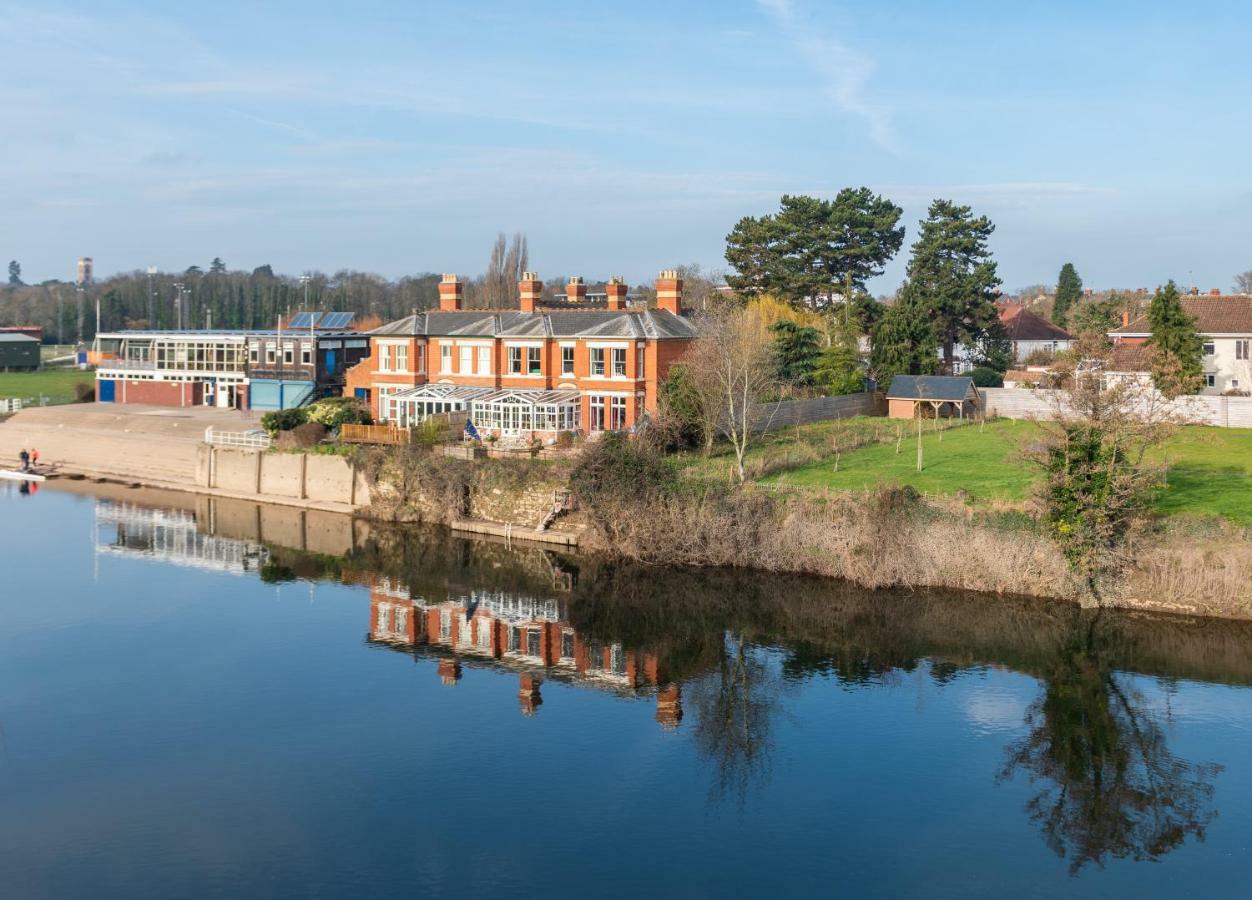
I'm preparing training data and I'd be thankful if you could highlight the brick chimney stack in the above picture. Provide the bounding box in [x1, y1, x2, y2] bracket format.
[519, 271, 542, 313]
[656, 269, 683, 315]
[606, 275, 627, 310]
[1121, 307, 1130, 328]
[566, 276, 587, 304]
[438, 273, 463, 312]
[1210, 288, 1222, 296]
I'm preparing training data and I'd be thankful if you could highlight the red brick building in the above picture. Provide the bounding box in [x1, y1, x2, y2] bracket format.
[344, 270, 696, 439]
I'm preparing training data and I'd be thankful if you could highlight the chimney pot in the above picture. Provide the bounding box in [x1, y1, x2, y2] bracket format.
[519, 271, 543, 313]
[655, 269, 684, 315]
[605, 275, 628, 310]
[438, 273, 463, 311]
[566, 277, 587, 304]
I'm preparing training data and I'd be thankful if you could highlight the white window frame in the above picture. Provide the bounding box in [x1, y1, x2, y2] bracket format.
[561, 343, 576, 376]
[478, 345, 492, 375]
[440, 344, 452, 374]
[459, 345, 474, 374]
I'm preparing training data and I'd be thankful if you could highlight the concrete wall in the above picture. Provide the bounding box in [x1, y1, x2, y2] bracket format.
[980, 387, 1252, 428]
[751, 391, 882, 431]
[198, 445, 370, 507]
[200, 495, 369, 557]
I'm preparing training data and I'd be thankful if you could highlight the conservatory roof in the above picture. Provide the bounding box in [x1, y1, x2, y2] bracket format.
[390, 384, 495, 403]
[473, 389, 581, 406]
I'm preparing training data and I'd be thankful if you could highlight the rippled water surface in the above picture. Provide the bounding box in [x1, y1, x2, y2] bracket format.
[1, 484, 1251, 898]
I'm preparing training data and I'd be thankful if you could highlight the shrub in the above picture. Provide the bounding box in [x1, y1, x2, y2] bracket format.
[73, 381, 95, 402]
[412, 418, 448, 448]
[261, 407, 308, 434]
[554, 430, 575, 449]
[307, 396, 372, 429]
[970, 366, 1004, 388]
[570, 433, 674, 538]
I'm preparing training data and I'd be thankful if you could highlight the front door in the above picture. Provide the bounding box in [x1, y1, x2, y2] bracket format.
[203, 380, 216, 406]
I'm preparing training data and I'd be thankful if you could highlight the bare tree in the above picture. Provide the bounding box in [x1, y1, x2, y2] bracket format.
[1234, 269, 1252, 294]
[684, 305, 779, 482]
[481, 232, 529, 308]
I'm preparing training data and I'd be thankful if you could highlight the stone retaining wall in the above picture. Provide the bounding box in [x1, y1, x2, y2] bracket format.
[198, 446, 370, 508]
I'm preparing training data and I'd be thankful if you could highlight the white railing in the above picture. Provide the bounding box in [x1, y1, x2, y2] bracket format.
[0, 398, 22, 414]
[203, 426, 271, 450]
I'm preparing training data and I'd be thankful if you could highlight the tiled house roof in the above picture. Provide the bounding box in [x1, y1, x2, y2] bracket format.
[1110, 296, 1252, 336]
[371, 309, 697, 340]
[999, 305, 1074, 342]
[1106, 343, 1154, 373]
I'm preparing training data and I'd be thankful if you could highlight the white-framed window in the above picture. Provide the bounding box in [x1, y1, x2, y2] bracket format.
[527, 347, 541, 375]
[459, 345, 473, 374]
[395, 344, 408, 373]
[283, 344, 294, 365]
[266, 343, 276, 364]
[478, 345, 492, 374]
[301, 345, 312, 365]
[509, 346, 522, 374]
[590, 348, 605, 377]
[439, 608, 452, 641]
[1237, 340, 1250, 361]
[611, 347, 627, 377]
[249, 345, 259, 363]
[1205, 374, 1217, 388]
[590, 395, 605, 431]
[636, 345, 645, 378]
[440, 344, 452, 373]
[610, 396, 627, 429]
[1203, 342, 1216, 356]
[562, 345, 575, 376]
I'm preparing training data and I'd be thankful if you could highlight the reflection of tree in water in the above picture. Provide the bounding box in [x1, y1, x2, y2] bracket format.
[1000, 611, 1222, 873]
[687, 633, 786, 807]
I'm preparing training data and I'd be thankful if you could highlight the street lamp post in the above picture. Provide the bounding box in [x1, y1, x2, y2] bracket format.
[173, 282, 185, 330]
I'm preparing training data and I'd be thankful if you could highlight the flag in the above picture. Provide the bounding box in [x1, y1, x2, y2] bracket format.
[465, 419, 481, 441]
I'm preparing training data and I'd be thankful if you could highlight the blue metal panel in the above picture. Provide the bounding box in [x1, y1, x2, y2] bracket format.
[97, 379, 115, 402]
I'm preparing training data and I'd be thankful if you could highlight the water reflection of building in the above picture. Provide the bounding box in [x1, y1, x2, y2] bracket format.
[368, 577, 681, 727]
[94, 500, 269, 575]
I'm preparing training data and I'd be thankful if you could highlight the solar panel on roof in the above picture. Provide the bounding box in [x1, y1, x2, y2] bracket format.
[320, 311, 354, 329]
[287, 311, 318, 329]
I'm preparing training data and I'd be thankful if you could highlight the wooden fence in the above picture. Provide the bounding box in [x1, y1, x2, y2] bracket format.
[340, 423, 413, 445]
[750, 391, 883, 431]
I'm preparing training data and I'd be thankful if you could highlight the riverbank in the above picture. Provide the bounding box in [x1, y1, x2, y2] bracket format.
[6, 404, 1249, 619]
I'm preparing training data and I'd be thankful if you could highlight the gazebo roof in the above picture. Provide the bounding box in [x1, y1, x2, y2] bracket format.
[885, 375, 978, 402]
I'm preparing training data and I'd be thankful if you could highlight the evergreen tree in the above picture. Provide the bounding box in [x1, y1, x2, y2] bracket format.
[209, 257, 227, 273]
[973, 320, 1013, 373]
[7, 260, 21, 286]
[1070, 292, 1125, 336]
[814, 316, 866, 394]
[901, 199, 1001, 373]
[770, 319, 823, 386]
[725, 189, 905, 311]
[1053, 262, 1082, 328]
[869, 287, 939, 383]
[1147, 280, 1203, 397]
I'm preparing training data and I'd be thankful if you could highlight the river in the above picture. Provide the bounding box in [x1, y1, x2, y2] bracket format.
[1, 484, 1250, 898]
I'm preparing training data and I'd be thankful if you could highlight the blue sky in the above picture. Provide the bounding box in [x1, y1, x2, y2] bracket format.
[3, 0, 1251, 292]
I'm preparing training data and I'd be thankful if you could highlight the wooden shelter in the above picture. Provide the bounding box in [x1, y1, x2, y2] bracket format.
[886, 375, 980, 420]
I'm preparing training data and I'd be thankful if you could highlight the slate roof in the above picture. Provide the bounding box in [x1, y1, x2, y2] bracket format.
[886, 375, 978, 401]
[1110, 296, 1252, 336]
[999, 305, 1074, 342]
[372, 309, 697, 340]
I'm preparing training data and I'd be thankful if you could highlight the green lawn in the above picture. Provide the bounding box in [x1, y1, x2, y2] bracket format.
[0, 369, 95, 406]
[760, 418, 1252, 524]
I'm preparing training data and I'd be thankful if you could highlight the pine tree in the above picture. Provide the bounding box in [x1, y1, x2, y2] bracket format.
[870, 287, 939, 383]
[815, 315, 866, 394]
[770, 319, 823, 386]
[7, 260, 21, 286]
[1147, 280, 1203, 397]
[900, 200, 1001, 373]
[1053, 262, 1082, 328]
[725, 189, 905, 310]
[209, 257, 226, 274]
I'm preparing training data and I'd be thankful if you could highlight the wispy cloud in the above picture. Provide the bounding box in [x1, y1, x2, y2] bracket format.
[756, 0, 897, 152]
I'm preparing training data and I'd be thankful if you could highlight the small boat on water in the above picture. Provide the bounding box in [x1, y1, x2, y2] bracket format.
[0, 470, 46, 483]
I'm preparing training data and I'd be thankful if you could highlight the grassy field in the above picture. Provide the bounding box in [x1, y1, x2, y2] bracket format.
[750, 418, 1252, 524]
[0, 369, 95, 405]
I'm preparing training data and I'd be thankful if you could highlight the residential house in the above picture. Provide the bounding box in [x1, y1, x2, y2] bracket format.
[953, 302, 1075, 372]
[345, 271, 697, 439]
[1108, 293, 1252, 395]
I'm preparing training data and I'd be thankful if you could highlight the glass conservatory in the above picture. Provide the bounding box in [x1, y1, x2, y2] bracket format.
[469, 390, 581, 434]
